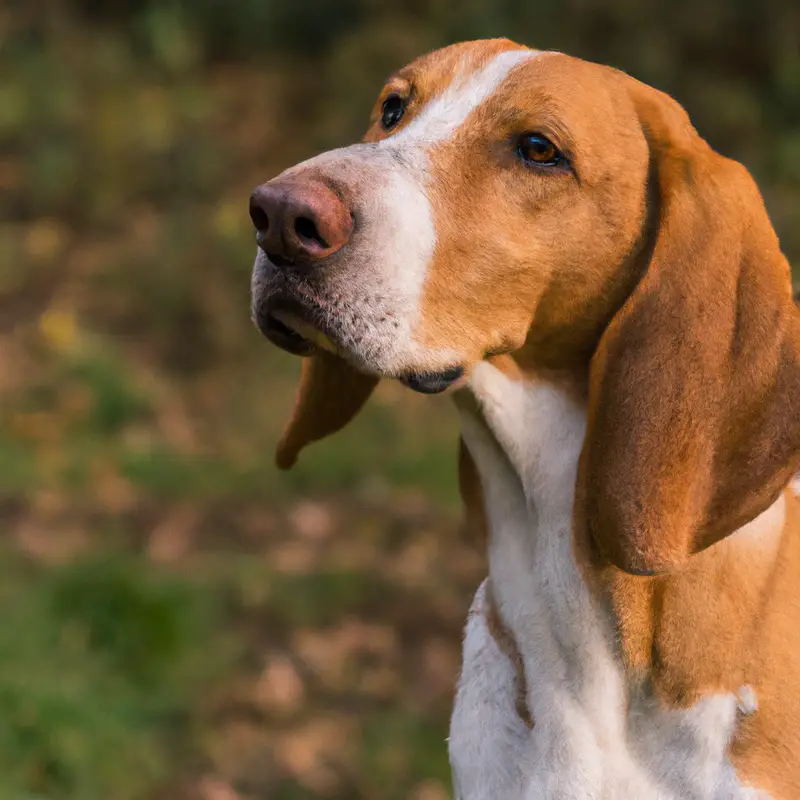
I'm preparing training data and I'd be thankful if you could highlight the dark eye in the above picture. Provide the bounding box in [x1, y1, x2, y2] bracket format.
[381, 93, 405, 130]
[516, 133, 563, 166]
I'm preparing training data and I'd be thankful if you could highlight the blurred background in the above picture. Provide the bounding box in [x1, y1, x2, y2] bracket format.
[1, 1, 798, 798]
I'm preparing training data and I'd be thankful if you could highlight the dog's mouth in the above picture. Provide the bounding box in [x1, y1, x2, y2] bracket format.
[266, 309, 339, 356]
[253, 290, 338, 357]
[254, 293, 466, 394]
[398, 366, 465, 394]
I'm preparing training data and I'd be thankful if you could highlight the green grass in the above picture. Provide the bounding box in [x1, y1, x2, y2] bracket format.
[0, 549, 229, 800]
[361, 713, 453, 799]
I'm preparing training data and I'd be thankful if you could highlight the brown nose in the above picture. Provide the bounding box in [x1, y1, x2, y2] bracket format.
[249, 179, 353, 264]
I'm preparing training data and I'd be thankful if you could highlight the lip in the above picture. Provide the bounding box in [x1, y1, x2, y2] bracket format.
[399, 366, 466, 394]
[252, 279, 344, 357]
[254, 306, 318, 356]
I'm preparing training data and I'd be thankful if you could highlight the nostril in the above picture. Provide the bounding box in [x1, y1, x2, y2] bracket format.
[249, 202, 270, 232]
[294, 216, 328, 249]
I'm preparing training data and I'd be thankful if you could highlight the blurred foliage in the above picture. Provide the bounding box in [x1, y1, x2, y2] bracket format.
[1, 0, 799, 798]
[0, 550, 223, 800]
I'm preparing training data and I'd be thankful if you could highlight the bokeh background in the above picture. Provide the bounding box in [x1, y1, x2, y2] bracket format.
[2, 1, 799, 798]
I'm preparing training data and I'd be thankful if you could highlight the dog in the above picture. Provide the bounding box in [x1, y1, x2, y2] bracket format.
[250, 39, 800, 799]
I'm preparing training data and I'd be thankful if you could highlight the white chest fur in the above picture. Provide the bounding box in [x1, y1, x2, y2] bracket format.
[448, 362, 770, 800]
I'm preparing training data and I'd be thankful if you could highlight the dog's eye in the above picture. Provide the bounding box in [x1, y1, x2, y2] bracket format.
[381, 93, 405, 130]
[516, 133, 563, 167]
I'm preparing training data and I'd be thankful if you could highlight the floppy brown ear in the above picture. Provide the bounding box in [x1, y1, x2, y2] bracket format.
[276, 351, 378, 469]
[578, 83, 800, 575]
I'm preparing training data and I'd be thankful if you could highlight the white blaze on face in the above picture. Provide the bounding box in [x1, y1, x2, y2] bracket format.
[389, 49, 537, 147]
[275, 49, 540, 376]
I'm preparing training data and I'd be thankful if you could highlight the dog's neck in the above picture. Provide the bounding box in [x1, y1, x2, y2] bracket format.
[456, 355, 788, 687]
[456, 356, 603, 678]
[456, 355, 634, 739]
[459, 356, 586, 532]
[454, 357, 771, 797]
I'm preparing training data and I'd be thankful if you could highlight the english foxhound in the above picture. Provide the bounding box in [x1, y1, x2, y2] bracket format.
[250, 39, 800, 799]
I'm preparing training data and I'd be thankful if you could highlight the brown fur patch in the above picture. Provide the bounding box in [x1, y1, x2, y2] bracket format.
[276, 351, 378, 469]
[484, 580, 534, 729]
[458, 434, 488, 548]
[415, 54, 651, 370]
[578, 81, 800, 574]
[585, 491, 800, 796]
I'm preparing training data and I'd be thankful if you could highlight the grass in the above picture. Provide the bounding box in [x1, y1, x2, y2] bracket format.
[0, 548, 228, 800]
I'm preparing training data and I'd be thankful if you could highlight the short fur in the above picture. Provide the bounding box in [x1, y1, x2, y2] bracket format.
[252, 39, 800, 798]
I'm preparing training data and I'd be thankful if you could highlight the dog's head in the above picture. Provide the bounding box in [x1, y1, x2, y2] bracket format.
[253, 41, 651, 450]
[252, 39, 800, 574]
